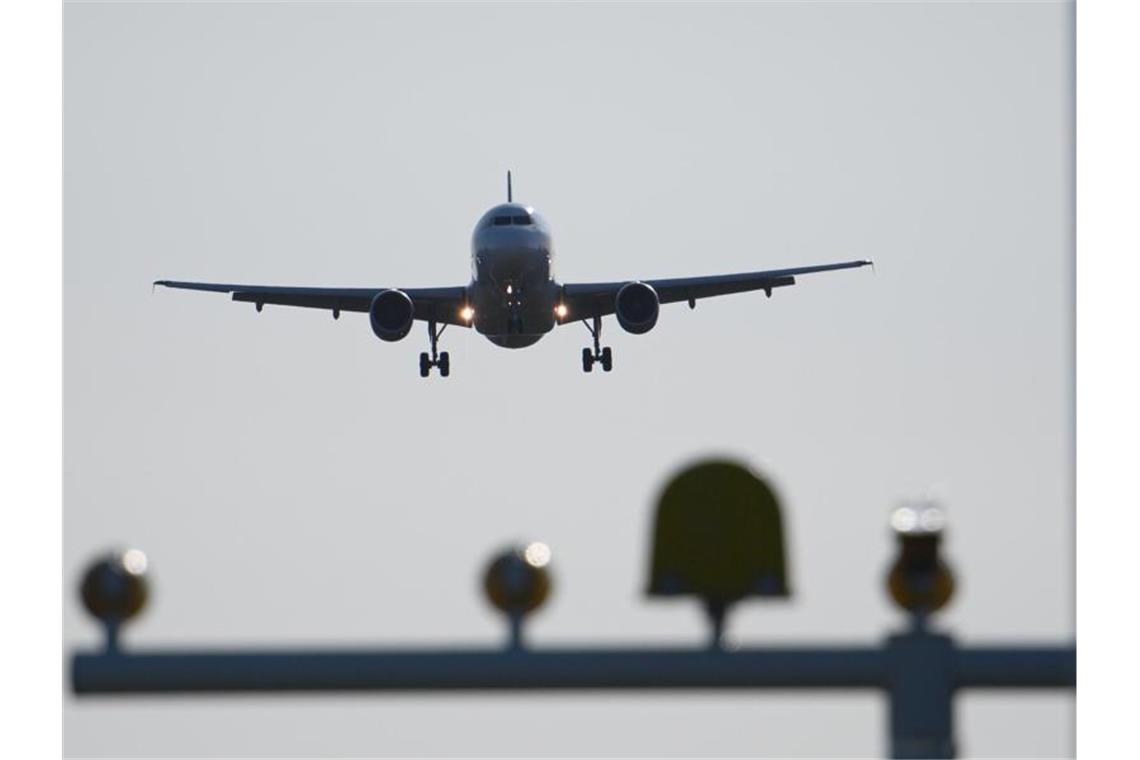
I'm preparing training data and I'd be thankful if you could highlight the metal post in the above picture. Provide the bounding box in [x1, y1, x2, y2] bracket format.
[887, 631, 956, 759]
[507, 612, 524, 651]
[705, 600, 728, 651]
[103, 620, 121, 654]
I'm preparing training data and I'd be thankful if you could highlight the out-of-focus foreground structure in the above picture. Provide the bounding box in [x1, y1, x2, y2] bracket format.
[70, 460, 1074, 759]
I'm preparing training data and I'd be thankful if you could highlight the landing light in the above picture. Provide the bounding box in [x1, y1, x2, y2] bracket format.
[524, 542, 552, 568]
[460, 306, 475, 322]
[891, 503, 945, 535]
[121, 548, 149, 576]
[554, 304, 568, 319]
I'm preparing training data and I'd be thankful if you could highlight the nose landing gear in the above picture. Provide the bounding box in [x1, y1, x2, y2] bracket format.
[581, 315, 613, 373]
[419, 320, 450, 378]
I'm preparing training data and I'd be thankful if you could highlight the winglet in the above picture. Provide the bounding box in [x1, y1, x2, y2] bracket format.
[507, 170, 513, 202]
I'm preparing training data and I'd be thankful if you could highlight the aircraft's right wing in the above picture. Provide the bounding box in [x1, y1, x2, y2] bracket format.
[559, 260, 872, 321]
[153, 281, 471, 326]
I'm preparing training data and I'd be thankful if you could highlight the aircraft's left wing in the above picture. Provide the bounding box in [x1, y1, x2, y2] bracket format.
[153, 281, 471, 326]
[559, 260, 872, 321]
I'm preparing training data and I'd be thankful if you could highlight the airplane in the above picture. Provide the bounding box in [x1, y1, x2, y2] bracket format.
[155, 173, 872, 377]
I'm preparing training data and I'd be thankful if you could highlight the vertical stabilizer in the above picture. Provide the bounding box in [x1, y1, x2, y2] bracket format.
[507, 171, 513, 203]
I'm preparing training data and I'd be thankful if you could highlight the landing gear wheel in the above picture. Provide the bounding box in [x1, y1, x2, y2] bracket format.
[581, 316, 614, 374]
[418, 320, 453, 378]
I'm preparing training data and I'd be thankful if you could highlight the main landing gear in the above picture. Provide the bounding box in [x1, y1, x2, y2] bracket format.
[581, 315, 613, 373]
[419, 320, 450, 378]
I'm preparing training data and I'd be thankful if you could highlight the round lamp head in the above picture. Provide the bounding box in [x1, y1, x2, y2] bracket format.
[80, 548, 150, 624]
[483, 542, 552, 616]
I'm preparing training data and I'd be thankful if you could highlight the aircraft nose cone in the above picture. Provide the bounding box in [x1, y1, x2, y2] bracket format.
[483, 246, 548, 284]
[488, 249, 529, 279]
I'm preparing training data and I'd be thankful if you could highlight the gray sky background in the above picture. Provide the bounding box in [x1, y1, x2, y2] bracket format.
[64, 1, 1073, 756]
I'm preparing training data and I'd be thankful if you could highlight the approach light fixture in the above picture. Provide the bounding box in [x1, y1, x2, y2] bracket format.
[80, 548, 151, 651]
[887, 502, 955, 617]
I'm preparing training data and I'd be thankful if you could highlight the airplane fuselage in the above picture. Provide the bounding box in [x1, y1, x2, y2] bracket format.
[469, 203, 559, 348]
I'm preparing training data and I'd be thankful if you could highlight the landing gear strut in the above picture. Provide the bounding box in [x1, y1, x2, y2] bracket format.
[419, 320, 450, 378]
[581, 315, 613, 373]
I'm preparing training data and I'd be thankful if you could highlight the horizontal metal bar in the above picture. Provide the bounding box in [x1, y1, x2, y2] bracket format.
[73, 646, 889, 694]
[955, 646, 1076, 688]
[72, 643, 1077, 695]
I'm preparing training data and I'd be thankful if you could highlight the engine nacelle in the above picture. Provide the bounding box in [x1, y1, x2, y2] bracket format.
[369, 289, 415, 342]
[615, 281, 660, 335]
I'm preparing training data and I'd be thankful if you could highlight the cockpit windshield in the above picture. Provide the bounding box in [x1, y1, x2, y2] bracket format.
[487, 212, 534, 228]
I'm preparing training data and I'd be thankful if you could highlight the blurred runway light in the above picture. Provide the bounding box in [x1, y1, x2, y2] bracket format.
[647, 459, 790, 649]
[482, 543, 553, 650]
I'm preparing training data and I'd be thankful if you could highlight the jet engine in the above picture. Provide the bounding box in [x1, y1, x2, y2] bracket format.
[369, 289, 415, 341]
[615, 281, 660, 334]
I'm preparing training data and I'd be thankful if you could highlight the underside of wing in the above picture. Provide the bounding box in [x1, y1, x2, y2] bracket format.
[153, 281, 472, 326]
[560, 260, 871, 320]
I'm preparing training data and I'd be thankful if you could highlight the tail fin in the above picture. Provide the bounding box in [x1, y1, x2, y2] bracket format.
[507, 170, 512, 202]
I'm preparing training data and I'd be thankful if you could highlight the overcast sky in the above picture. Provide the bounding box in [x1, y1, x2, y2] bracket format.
[64, 1, 1073, 756]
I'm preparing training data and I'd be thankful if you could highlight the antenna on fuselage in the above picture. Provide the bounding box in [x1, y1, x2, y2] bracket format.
[507, 170, 512, 202]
